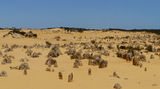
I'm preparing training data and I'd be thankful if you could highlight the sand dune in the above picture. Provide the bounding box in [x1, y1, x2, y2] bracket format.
[0, 29, 159, 89]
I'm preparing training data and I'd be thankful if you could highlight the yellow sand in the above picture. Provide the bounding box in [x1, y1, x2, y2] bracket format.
[0, 29, 159, 89]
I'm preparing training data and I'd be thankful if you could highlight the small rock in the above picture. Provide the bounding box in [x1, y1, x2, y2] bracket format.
[113, 83, 122, 89]
[1, 58, 12, 64]
[19, 63, 30, 70]
[113, 72, 120, 78]
[24, 69, 27, 75]
[46, 67, 51, 72]
[58, 72, 63, 79]
[150, 54, 154, 59]
[73, 62, 79, 68]
[0, 71, 7, 77]
[88, 68, 91, 75]
[68, 73, 73, 82]
[144, 67, 147, 71]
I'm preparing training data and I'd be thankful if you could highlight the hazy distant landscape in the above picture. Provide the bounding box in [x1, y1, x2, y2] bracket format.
[1, 27, 160, 34]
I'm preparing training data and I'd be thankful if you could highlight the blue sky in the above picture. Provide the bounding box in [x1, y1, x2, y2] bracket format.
[0, 0, 160, 29]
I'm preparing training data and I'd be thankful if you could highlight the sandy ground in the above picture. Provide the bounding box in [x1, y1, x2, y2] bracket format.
[0, 29, 160, 89]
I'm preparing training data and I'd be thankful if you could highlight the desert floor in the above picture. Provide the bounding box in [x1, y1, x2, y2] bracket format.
[0, 29, 160, 89]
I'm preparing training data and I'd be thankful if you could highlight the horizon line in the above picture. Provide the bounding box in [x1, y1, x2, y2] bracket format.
[1, 26, 160, 30]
